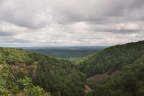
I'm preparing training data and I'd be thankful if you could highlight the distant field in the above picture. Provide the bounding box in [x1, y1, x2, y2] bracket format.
[23, 46, 106, 59]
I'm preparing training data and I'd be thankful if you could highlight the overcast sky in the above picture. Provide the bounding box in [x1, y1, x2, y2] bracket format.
[0, 0, 144, 47]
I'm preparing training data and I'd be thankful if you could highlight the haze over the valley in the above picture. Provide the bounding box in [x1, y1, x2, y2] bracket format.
[0, 0, 144, 47]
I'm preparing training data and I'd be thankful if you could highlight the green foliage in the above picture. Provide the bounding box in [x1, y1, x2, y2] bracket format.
[0, 48, 29, 64]
[0, 66, 18, 95]
[80, 41, 144, 96]
[0, 66, 49, 96]
[86, 61, 144, 96]
[2, 40, 144, 96]
[33, 58, 86, 96]
[0, 47, 86, 96]
[77, 41, 144, 77]
[18, 77, 49, 96]
[0, 74, 7, 95]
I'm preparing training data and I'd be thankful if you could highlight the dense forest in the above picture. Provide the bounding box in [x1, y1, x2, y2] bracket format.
[0, 40, 144, 96]
[85, 56, 144, 96]
[77, 40, 144, 96]
[77, 41, 144, 77]
[0, 48, 86, 96]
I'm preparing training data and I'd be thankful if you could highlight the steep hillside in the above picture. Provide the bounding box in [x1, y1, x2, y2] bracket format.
[0, 48, 86, 96]
[77, 41, 144, 77]
[86, 55, 144, 96]
[77, 41, 144, 96]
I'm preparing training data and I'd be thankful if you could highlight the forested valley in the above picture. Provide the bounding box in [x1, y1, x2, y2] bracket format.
[24, 46, 105, 63]
[0, 40, 144, 96]
[0, 48, 85, 96]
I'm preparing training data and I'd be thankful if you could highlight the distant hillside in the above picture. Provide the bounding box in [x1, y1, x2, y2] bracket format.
[0, 48, 86, 96]
[77, 41, 144, 77]
[24, 46, 105, 59]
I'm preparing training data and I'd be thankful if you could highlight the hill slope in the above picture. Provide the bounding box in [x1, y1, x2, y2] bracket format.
[74, 41, 144, 96]
[0, 47, 86, 96]
[86, 56, 144, 96]
[77, 41, 144, 77]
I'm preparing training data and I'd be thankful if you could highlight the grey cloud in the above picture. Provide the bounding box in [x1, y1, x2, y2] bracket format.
[48, 0, 144, 23]
[107, 29, 141, 34]
[0, 31, 16, 37]
[78, 38, 104, 40]
[0, 0, 56, 29]
[93, 29, 141, 34]
[0, 0, 144, 46]
[10, 38, 32, 43]
[1, 0, 144, 28]
[103, 0, 144, 16]
[1, 38, 32, 43]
